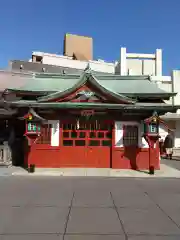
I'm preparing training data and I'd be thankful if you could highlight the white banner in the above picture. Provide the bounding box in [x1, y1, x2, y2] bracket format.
[115, 122, 123, 147]
[50, 120, 60, 146]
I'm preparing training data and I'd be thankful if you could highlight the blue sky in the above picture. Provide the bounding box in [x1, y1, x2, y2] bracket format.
[0, 0, 180, 75]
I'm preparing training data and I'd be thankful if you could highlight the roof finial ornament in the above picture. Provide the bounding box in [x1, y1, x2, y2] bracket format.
[84, 63, 91, 73]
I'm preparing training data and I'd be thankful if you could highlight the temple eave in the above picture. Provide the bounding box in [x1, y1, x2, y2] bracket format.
[4, 101, 179, 113]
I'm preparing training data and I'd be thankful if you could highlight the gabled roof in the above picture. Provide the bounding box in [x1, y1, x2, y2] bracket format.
[6, 70, 176, 100]
[37, 71, 135, 103]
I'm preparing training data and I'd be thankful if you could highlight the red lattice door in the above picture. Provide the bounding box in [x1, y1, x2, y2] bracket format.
[60, 120, 112, 168]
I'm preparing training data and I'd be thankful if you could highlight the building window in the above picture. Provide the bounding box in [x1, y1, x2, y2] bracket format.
[36, 124, 51, 144]
[36, 56, 42, 63]
[123, 125, 138, 147]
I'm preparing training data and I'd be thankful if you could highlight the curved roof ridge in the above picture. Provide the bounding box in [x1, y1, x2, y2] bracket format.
[37, 72, 135, 104]
[90, 73, 135, 103]
[37, 72, 86, 102]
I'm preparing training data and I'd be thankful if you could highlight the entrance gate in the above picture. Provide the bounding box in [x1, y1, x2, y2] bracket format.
[60, 120, 112, 168]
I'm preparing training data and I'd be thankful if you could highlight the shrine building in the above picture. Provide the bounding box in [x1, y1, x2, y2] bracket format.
[2, 69, 178, 170]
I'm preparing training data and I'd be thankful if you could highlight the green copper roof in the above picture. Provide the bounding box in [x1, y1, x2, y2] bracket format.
[9, 75, 80, 92]
[37, 72, 135, 103]
[8, 71, 176, 99]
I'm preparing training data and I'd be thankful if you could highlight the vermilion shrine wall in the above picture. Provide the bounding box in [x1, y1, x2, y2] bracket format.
[24, 120, 160, 170]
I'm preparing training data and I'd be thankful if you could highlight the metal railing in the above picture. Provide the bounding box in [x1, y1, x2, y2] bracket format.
[0, 142, 12, 166]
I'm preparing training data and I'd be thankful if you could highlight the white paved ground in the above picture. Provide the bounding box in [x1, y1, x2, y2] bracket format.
[0, 176, 180, 239]
[10, 163, 180, 178]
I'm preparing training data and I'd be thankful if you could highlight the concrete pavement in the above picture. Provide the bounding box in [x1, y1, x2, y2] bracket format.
[0, 166, 15, 177]
[10, 163, 180, 178]
[0, 177, 180, 239]
[161, 158, 180, 171]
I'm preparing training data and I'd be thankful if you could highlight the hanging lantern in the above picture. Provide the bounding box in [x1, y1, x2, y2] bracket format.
[144, 112, 159, 136]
